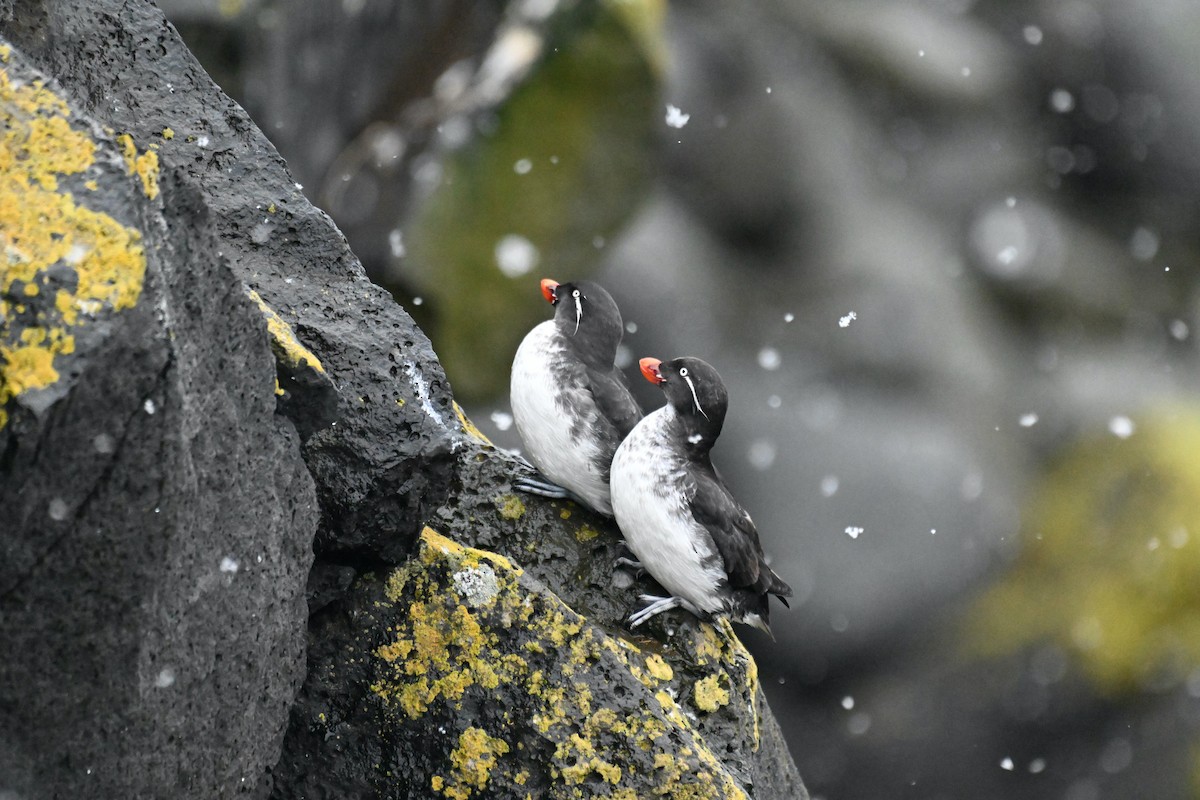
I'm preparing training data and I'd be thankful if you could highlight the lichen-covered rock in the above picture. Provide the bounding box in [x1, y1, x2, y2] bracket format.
[0, 36, 316, 799]
[275, 528, 789, 800]
[0, 1, 805, 798]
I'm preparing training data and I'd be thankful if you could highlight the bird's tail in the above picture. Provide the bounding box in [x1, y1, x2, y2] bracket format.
[764, 566, 792, 608]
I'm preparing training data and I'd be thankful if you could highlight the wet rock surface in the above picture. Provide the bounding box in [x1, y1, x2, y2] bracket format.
[0, 2, 805, 797]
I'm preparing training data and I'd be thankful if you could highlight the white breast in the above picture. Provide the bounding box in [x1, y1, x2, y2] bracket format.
[510, 321, 612, 515]
[610, 407, 727, 614]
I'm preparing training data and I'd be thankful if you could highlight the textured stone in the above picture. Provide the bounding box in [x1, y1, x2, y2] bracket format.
[0, 37, 315, 798]
[0, 2, 806, 798]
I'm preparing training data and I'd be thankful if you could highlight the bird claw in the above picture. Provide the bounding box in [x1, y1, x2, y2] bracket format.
[513, 474, 605, 516]
[513, 475, 572, 500]
[614, 556, 644, 576]
[628, 595, 680, 628]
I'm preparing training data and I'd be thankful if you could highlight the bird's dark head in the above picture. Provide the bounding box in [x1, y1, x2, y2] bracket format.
[539, 278, 624, 365]
[640, 356, 727, 443]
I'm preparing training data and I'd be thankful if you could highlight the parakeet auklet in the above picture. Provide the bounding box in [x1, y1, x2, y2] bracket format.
[510, 278, 643, 516]
[610, 356, 792, 635]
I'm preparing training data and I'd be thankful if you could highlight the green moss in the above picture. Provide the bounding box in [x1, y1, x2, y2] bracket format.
[967, 409, 1200, 694]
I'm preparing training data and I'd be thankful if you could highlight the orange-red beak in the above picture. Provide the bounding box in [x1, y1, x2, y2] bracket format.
[540, 278, 560, 304]
[640, 357, 665, 385]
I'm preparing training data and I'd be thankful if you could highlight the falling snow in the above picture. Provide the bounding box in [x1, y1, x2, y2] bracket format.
[1108, 415, 1135, 438]
[388, 229, 406, 258]
[757, 347, 781, 370]
[220, 556, 239, 574]
[155, 668, 176, 688]
[845, 526, 863, 539]
[838, 311, 857, 328]
[841, 696, 855, 710]
[1019, 413, 1039, 427]
[495, 234, 539, 277]
[664, 104, 690, 128]
[490, 411, 514, 431]
[1000, 757, 1014, 771]
[144, 398, 157, 415]
[747, 439, 777, 470]
[1129, 226, 1159, 261]
[48, 497, 68, 521]
[820, 475, 839, 497]
[1050, 88, 1075, 113]
[93, 433, 115, 453]
[513, 158, 532, 175]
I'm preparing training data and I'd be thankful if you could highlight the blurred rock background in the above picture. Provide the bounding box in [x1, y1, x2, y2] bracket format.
[161, 0, 1200, 797]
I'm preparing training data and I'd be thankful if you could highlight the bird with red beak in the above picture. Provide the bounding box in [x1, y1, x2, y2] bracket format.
[610, 355, 792, 636]
[509, 278, 643, 516]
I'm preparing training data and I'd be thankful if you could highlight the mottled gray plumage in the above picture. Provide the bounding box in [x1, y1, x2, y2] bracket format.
[510, 279, 642, 515]
[611, 357, 791, 634]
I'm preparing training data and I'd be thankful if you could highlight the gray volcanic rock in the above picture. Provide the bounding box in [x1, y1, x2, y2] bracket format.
[0, 1, 806, 798]
[0, 36, 316, 799]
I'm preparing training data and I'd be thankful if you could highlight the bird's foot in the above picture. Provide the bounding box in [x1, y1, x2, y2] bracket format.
[614, 556, 643, 571]
[514, 475, 571, 500]
[628, 595, 681, 628]
[513, 474, 599, 513]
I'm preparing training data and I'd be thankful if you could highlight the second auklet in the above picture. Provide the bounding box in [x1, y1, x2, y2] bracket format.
[510, 278, 643, 516]
[609, 355, 792, 635]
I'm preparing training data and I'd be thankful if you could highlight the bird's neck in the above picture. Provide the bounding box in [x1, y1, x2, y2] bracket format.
[662, 404, 718, 459]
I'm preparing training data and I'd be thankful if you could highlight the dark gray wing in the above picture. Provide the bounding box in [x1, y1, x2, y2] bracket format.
[585, 366, 643, 438]
[687, 465, 792, 598]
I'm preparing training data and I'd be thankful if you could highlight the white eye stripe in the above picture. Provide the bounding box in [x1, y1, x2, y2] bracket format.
[573, 294, 582, 335]
[683, 374, 709, 419]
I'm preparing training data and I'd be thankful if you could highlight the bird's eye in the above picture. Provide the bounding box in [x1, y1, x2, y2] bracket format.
[572, 289, 581, 299]
[679, 367, 689, 377]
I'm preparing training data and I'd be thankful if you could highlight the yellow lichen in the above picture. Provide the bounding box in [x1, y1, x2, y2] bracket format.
[575, 523, 600, 543]
[693, 673, 730, 713]
[559, 508, 572, 520]
[245, 289, 326, 374]
[0, 343, 60, 394]
[368, 526, 752, 799]
[495, 493, 526, 521]
[433, 726, 509, 799]
[116, 133, 159, 199]
[161, 127, 174, 140]
[1, 66, 147, 429]
[455, 401, 494, 445]
[645, 653, 674, 682]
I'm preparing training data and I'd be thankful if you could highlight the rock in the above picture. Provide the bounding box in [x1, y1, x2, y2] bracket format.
[0, 35, 315, 799]
[274, 527, 801, 800]
[1, 1, 806, 798]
